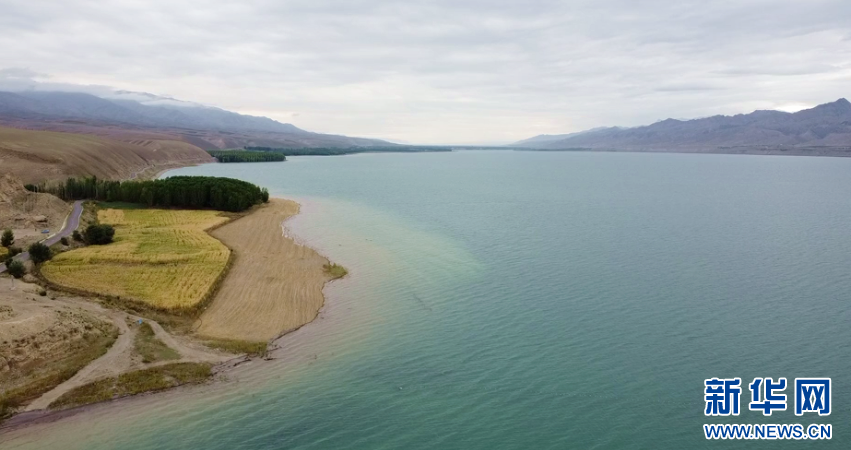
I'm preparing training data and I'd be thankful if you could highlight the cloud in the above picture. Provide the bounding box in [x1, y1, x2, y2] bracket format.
[0, 0, 850, 143]
[0, 67, 47, 79]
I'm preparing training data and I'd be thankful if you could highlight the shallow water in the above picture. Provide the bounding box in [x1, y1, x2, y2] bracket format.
[4, 151, 851, 449]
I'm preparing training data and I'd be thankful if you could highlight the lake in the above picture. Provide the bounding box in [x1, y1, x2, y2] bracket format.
[4, 150, 851, 449]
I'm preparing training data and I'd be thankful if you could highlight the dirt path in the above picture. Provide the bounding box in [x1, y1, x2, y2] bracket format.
[146, 320, 226, 363]
[24, 300, 230, 411]
[25, 307, 132, 411]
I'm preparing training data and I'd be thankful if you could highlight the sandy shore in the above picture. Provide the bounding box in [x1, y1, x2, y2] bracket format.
[195, 198, 334, 342]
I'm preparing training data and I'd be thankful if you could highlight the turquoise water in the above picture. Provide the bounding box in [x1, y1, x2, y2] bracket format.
[4, 151, 851, 449]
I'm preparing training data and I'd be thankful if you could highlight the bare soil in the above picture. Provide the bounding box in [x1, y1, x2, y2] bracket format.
[0, 125, 212, 185]
[0, 174, 70, 248]
[0, 280, 116, 418]
[0, 278, 232, 416]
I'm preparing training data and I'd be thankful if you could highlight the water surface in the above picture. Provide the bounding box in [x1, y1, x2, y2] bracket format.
[4, 151, 851, 449]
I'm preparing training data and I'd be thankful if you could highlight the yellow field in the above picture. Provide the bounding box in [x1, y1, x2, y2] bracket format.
[197, 199, 333, 342]
[41, 208, 230, 309]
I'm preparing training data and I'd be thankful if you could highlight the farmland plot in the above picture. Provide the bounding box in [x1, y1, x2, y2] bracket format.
[41, 208, 230, 309]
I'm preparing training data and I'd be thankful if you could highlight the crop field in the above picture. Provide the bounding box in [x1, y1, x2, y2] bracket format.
[40, 208, 230, 309]
[197, 199, 333, 342]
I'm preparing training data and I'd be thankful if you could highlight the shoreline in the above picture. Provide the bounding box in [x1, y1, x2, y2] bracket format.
[137, 158, 214, 181]
[1, 194, 343, 435]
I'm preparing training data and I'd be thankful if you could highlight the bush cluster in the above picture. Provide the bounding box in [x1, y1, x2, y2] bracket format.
[6, 260, 24, 278]
[1, 229, 13, 247]
[84, 224, 115, 245]
[28, 242, 52, 264]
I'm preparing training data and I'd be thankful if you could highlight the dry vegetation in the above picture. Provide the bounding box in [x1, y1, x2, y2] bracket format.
[323, 263, 348, 279]
[197, 199, 334, 342]
[0, 126, 212, 184]
[133, 322, 180, 363]
[0, 283, 118, 420]
[40, 208, 230, 310]
[49, 362, 212, 410]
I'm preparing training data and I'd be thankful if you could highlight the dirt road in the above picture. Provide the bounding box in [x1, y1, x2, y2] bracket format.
[0, 200, 83, 273]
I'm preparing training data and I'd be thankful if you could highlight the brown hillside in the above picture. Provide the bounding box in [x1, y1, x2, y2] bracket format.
[0, 126, 213, 184]
[0, 174, 70, 247]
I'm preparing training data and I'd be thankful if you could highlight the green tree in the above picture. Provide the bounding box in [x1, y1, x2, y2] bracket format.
[84, 224, 115, 245]
[28, 242, 52, 263]
[30, 176, 268, 212]
[6, 259, 24, 278]
[1, 229, 14, 247]
[72, 230, 83, 241]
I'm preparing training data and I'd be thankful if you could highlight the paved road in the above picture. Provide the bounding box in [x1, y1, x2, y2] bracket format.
[0, 200, 84, 272]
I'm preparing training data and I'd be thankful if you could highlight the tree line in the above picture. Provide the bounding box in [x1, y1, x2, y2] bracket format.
[27, 176, 269, 212]
[243, 145, 452, 156]
[208, 150, 287, 163]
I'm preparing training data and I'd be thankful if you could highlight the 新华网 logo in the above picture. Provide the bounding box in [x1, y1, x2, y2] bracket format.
[703, 377, 832, 440]
[704, 377, 831, 417]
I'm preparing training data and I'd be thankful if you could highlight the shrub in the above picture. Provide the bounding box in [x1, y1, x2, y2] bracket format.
[28, 242, 52, 263]
[1, 229, 13, 247]
[60, 237, 69, 246]
[84, 224, 115, 245]
[72, 230, 83, 242]
[6, 260, 24, 278]
[8, 246, 21, 256]
[323, 263, 348, 279]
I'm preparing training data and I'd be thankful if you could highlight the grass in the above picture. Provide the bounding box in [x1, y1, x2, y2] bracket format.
[49, 362, 212, 410]
[133, 322, 180, 363]
[40, 208, 230, 310]
[203, 338, 268, 357]
[0, 318, 118, 421]
[323, 263, 348, 279]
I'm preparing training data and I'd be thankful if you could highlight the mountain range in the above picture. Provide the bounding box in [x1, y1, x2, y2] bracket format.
[514, 99, 851, 156]
[0, 90, 392, 149]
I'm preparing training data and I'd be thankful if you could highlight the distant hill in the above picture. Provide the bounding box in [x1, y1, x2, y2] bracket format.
[0, 90, 394, 149]
[0, 125, 212, 184]
[514, 99, 851, 156]
[512, 127, 622, 147]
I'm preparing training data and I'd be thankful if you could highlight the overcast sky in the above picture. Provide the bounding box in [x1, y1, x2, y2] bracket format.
[1, 0, 850, 144]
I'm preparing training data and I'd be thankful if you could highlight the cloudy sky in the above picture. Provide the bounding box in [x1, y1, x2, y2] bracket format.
[1, 0, 850, 144]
